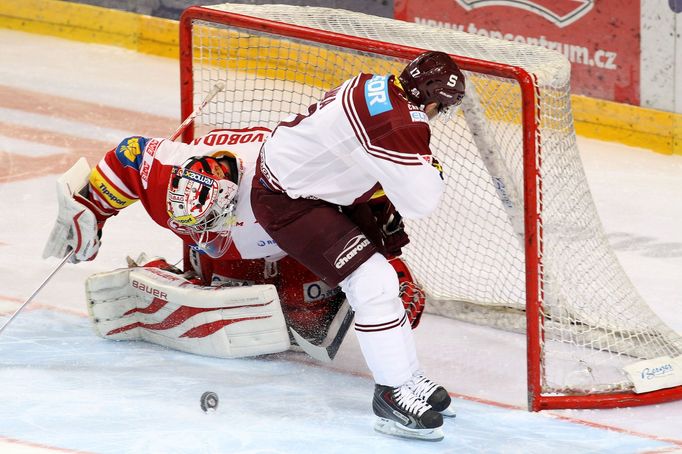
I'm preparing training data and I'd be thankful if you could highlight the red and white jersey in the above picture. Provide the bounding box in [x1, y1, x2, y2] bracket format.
[86, 127, 283, 260]
[259, 74, 444, 219]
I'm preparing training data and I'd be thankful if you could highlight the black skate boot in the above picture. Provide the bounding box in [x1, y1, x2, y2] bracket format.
[406, 371, 456, 417]
[372, 383, 444, 441]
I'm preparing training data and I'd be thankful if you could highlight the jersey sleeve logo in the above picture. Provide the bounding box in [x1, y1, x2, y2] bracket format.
[115, 137, 147, 169]
[89, 168, 137, 209]
[364, 75, 393, 116]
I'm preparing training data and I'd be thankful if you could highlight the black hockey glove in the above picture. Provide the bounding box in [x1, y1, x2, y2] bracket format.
[375, 202, 409, 257]
[344, 200, 409, 258]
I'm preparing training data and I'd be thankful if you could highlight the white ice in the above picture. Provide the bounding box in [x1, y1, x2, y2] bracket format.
[0, 30, 681, 453]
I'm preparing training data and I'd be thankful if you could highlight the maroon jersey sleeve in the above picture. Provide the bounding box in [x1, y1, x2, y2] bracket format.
[348, 74, 432, 164]
[344, 74, 444, 218]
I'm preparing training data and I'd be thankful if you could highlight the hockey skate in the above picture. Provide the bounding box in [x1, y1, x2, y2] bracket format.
[372, 383, 444, 441]
[406, 371, 457, 417]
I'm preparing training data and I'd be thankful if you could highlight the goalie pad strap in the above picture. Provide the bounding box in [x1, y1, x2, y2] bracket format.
[86, 266, 290, 358]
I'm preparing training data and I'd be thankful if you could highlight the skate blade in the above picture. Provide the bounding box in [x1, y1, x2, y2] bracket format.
[373, 418, 444, 442]
[440, 403, 457, 418]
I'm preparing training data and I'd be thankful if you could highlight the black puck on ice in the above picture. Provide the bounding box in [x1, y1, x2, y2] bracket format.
[200, 391, 219, 412]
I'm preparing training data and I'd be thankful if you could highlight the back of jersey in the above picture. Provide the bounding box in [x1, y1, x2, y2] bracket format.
[261, 73, 433, 207]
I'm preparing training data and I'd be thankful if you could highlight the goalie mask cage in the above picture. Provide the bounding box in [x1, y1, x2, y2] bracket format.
[178, 4, 682, 411]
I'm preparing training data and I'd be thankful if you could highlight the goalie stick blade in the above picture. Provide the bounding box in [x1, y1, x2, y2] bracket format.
[290, 299, 354, 362]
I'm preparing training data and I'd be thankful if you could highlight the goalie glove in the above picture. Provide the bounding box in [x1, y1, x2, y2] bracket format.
[389, 257, 426, 329]
[42, 158, 107, 263]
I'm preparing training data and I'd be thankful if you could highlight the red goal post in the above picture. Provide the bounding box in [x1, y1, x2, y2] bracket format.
[178, 4, 682, 411]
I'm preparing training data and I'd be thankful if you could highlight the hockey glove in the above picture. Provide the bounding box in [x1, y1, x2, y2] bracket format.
[376, 201, 410, 257]
[43, 158, 105, 263]
[344, 201, 410, 258]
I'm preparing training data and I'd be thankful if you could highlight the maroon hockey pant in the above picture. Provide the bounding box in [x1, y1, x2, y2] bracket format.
[251, 172, 377, 288]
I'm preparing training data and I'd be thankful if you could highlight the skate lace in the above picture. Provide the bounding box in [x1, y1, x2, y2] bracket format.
[407, 372, 439, 401]
[394, 385, 431, 417]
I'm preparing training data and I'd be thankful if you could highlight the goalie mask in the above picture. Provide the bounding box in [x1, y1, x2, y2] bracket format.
[398, 51, 466, 120]
[167, 155, 240, 258]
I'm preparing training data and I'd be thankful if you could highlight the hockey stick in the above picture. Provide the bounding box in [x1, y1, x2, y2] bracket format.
[0, 251, 73, 335]
[0, 83, 226, 337]
[290, 299, 355, 362]
[170, 82, 225, 141]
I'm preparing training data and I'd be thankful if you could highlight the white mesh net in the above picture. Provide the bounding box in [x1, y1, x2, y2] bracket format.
[185, 3, 682, 397]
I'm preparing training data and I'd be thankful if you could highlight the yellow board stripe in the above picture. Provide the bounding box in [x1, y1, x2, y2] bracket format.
[0, 0, 178, 58]
[1, 0, 680, 155]
[572, 95, 681, 156]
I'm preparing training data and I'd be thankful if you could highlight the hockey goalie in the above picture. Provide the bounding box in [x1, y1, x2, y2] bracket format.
[42, 126, 426, 360]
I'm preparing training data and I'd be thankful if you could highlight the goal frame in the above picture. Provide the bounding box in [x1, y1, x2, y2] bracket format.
[178, 5, 682, 411]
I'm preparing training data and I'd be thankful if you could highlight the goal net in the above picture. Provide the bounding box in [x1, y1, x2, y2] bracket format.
[179, 3, 682, 410]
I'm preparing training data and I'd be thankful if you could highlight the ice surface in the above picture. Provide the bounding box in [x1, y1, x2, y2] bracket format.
[1, 29, 681, 453]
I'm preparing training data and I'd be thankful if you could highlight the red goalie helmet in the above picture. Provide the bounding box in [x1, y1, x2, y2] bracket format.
[167, 155, 240, 258]
[398, 51, 466, 114]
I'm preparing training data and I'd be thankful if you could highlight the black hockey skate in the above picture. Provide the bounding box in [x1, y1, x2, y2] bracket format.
[372, 383, 444, 441]
[406, 371, 456, 417]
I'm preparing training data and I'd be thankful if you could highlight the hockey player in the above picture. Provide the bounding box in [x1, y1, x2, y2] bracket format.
[42, 126, 346, 357]
[251, 51, 465, 441]
[43, 126, 279, 264]
[42, 125, 425, 359]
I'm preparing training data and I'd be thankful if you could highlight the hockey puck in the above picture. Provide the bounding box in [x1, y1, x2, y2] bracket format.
[200, 391, 219, 412]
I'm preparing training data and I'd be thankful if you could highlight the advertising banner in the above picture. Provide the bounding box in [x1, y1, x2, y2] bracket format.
[395, 0, 641, 105]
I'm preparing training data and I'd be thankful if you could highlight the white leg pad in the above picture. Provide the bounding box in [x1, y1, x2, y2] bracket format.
[86, 266, 290, 358]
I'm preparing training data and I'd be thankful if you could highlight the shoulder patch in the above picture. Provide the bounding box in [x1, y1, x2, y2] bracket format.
[115, 136, 148, 169]
[410, 111, 429, 123]
[364, 75, 393, 116]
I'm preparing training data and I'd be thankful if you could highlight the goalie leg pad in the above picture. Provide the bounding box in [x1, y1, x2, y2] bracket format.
[184, 250, 347, 346]
[86, 266, 291, 358]
[276, 256, 345, 344]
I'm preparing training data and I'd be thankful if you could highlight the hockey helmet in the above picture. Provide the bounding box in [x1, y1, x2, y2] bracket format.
[398, 51, 465, 115]
[167, 155, 239, 258]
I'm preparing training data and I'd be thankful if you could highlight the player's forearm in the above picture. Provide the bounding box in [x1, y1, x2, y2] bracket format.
[379, 164, 444, 219]
[86, 141, 144, 218]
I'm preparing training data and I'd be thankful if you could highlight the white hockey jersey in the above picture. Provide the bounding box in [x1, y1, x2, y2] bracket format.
[259, 73, 444, 219]
[85, 127, 283, 260]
